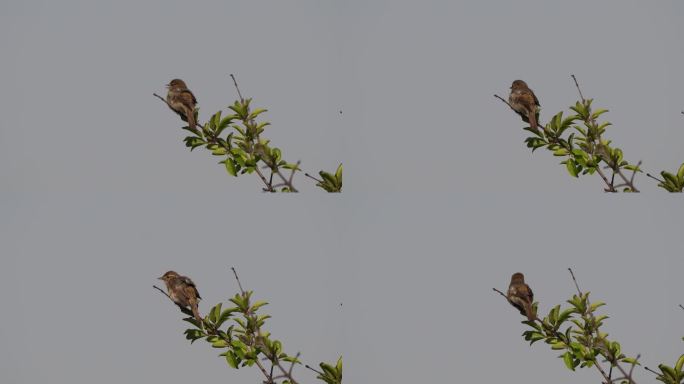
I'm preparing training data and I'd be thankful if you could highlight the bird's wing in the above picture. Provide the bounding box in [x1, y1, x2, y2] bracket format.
[180, 89, 197, 106]
[180, 276, 201, 300]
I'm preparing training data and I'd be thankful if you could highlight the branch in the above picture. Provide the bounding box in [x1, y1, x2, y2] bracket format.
[231, 266, 245, 296]
[570, 75, 640, 192]
[304, 172, 323, 183]
[568, 267, 582, 296]
[153, 92, 283, 192]
[646, 173, 664, 184]
[495, 93, 617, 192]
[229, 73, 244, 103]
[305, 364, 324, 376]
[492, 287, 507, 299]
[567, 268, 638, 384]
[571, 74, 585, 102]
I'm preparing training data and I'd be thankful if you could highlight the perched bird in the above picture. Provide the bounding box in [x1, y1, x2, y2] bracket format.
[508, 80, 540, 130]
[158, 270, 203, 324]
[165, 79, 198, 131]
[507, 272, 536, 321]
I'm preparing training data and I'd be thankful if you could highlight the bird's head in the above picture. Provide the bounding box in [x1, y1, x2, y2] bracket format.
[510, 272, 526, 284]
[166, 79, 187, 89]
[158, 270, 180, 281]
[510, 80, 528, 89]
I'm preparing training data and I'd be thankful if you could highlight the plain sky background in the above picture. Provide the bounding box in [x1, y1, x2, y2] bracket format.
[1, 1, 683, 384]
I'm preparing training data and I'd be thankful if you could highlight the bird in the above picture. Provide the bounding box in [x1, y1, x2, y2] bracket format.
[165, 79, 198, 131]
[508, 80, 540, 130]
[507, 272, 536, 321]
[158, 270, 203, 324]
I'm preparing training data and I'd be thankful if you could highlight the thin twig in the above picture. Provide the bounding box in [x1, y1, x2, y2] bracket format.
[615, 168, 639, 192]
[646, 173, 664, 183]
[492, 287, 508, 298]
[230, 74, 244, 102]
[608, 364, 613, 384]
[153, 285, 196, 318]
[644, 366, 660, 376]
[627, 355, 641, 382]
[231, 267, 245, 296]
[254, 166, 275, 192]
[305, 364, 323, 376]
[571, 74, 585, 102]
[153, 93, 169, 106]
[568, 268, 582, 296]
[288, 352, 301, 377]
[269, 363, 275, 383]
[596, 167, 618, 192]
[630, 160, 642, 185]
[679, 304, 684, 311]
[305, 173, 322, 183]
[494, 94, 544, 130]
[288, 161, 301, 186]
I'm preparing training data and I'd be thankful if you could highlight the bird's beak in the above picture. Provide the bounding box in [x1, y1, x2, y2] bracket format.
[157, 276, 164, 280]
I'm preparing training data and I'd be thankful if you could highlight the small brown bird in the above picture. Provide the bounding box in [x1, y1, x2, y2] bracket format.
[507, 272, 536, 321]
[165, 79, 198, 131]
[158, 270, 203, 324]
[508, 80, 540, 130]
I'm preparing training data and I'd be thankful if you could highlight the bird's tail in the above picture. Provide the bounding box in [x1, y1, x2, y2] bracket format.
[190, 300, 203, 327]
[524, 301, 536, 321]
[528, 110, 538, 131]
[187, 108, 196, 131]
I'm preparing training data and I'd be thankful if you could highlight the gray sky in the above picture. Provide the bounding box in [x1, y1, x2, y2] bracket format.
[1, 1, 683, 384]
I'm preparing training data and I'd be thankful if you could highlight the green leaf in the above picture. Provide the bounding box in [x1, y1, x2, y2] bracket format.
[250, 300, 269, 312]
[557, 308, 576, 324]
[224, 350, 241, 369]
[184, 136, 206, 150]
[249, 108, 268, 119]
[563, 351, 576, 371]
[184, 329, 204, 344]
[211, 339, 228, 348]
[282, 163, 301, 171]
[565, 159, 579, 178]
[620, 357, 640, 366]
[335, 163, 343, 186]
[217, 308, 238, 327]
[589, 301, 606, 312]
[208, 303, 222, 323]
[551, 342, 566, 350]
[675, 354, 684, 374]
[224, 159, 238, 177]
[591, 108, 609, 120]
[659, 364, 677, 381]
[217, 116, 233, 134]
[678, 164, 684, 182]
[662, 172, 679, 188]
[212, 147, 227, 156]
[335, 356, 343, 373]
